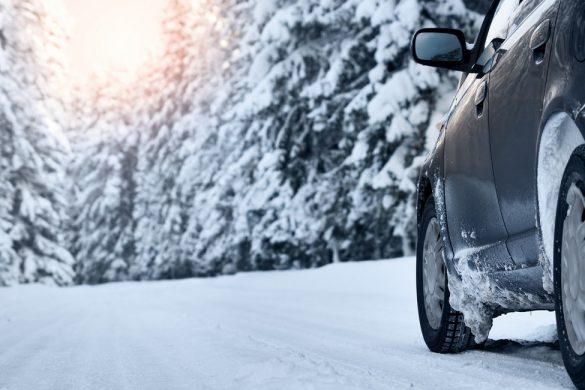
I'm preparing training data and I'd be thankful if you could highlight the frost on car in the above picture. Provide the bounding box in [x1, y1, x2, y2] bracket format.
[412, 0, 585, 388]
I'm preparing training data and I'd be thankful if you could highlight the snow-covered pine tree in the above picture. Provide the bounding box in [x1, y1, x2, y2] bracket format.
[164, 0, 484, 273]
[68, 75, 142, 284]
[0, 0, 74, 285]
[131, 0, 193, 280]
[463, 0, 491, 13]
[132, 0, 237, 279]
[71, 0, 487, 282]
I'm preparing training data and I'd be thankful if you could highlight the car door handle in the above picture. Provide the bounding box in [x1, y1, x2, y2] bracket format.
[474, 81, 487, 117]
[530, 19, 551, 64]
[474, 81, 487, 106]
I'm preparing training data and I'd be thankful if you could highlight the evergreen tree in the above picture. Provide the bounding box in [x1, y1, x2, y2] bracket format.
[68, 77, 140, 284]
[160, 0, 483, 273]
[132, 0, 236, 279]
[0, 0, 74, 285]
[72, 0, 486, 282]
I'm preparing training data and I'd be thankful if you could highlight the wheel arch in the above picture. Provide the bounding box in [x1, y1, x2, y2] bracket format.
[416, 133, 455, 268]
[536, 111, 585, 293]
[417, 176, 433, 227]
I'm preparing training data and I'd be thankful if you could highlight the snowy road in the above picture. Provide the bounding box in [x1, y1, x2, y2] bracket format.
[0, 258, 573, 389]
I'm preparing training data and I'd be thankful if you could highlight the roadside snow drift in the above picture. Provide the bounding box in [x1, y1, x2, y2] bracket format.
[0, 258, 572, 389]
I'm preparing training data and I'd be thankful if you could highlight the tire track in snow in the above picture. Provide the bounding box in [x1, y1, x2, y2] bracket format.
[0, 259, 575, 389]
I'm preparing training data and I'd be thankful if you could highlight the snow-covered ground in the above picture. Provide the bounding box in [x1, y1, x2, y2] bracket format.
[0, 258, 572, 389]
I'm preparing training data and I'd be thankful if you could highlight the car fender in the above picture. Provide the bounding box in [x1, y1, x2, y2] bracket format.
[536, 112, 585, 293]
[417, 128, 457, 275]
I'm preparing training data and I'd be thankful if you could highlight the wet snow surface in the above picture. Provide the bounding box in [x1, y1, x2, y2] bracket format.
[0, 258, 573, 389]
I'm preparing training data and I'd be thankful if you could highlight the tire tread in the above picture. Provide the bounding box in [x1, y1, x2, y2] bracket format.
[439, 310, 473, 353]
[417, 196, 476, 354]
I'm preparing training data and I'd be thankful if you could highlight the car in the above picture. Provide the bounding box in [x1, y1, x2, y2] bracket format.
[411, 0, 585, 387]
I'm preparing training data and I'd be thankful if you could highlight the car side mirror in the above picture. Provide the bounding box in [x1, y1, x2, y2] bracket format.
[411, 28, 471, 72]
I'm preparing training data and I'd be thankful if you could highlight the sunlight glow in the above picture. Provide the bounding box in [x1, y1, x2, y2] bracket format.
[93, 16, 160, 72]
[64, 0, 166, 80]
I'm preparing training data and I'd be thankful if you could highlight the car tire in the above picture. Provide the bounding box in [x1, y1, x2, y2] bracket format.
[555, 152, 585, 389]
[417, 197, 474, 353]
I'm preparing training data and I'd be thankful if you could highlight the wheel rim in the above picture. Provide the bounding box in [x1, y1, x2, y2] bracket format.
[562, 183, 585, 355]
[423, 218, 446, 330]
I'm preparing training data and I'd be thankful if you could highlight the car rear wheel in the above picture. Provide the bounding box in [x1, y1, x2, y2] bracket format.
[417, 197, 474, 353]
[555, 154, 585, 389]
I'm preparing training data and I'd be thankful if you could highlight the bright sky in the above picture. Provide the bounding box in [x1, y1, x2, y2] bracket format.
[63, 0, 167, 80]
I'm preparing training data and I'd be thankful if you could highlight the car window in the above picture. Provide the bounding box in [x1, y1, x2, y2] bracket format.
[483, 0, 521, 49]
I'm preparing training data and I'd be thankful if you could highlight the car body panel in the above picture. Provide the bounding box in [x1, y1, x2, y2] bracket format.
[443, 72, 515, 272]
[488, 0, 560, 268]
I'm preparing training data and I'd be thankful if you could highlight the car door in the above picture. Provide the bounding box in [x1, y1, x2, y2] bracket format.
[487, 0, 560, 266]
[443, 1, 521, 271]
[444, 74, 514, 271]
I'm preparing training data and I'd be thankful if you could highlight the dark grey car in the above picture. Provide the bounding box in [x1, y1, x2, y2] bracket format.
[412, 0, 585, 387]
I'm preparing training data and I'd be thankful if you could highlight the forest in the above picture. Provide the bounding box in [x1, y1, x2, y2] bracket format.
[0, 0, 489, 285]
